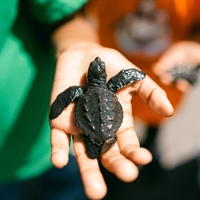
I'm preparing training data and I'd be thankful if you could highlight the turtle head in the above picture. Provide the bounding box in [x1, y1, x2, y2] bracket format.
[87, 57, 107, 86]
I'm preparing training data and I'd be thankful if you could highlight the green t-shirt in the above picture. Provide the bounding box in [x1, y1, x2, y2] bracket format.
[0, 0, 87, 183]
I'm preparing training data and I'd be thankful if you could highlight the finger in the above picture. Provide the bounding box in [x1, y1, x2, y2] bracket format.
[73, 135, 107, 200]
[116, 90, 153, 165]
[100, 143, 139, 182]
[105, 53, 174, 117]
[117, 127, 152, 166]
[152, 61, 175, 85]
[135, 76, 174, 117]
[176, 79, 191, 93]
[51, 128, 70, 168]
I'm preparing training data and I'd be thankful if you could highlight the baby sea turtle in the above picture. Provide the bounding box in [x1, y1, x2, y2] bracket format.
[168, 64, 200, 85]
[49, 57, 146, 158]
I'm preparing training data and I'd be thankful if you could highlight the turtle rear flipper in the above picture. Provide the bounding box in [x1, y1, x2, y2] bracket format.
[83, 134, 117, 158]
[107, 68, 146, 93]
[83, 134, 102, 159]
[101, 136, 117, 154]
[49, 86, 84, 119]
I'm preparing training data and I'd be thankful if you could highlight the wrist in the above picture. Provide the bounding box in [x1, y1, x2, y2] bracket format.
[52, 14, 99, 56]
[56, 41, 101, 58]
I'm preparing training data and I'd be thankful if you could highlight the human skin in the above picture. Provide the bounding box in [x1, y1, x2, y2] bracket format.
[50, 15, 174, 199]
[153, 41, 200, 92]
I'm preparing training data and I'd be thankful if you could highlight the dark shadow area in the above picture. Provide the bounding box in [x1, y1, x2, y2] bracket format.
[101, 158, 200, 200]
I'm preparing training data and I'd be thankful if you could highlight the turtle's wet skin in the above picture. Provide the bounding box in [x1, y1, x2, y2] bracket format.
[49, 57, 146, 158]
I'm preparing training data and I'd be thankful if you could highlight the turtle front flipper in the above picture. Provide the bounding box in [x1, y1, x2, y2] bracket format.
[49, 86, 84, 119]
[107, 68, 146, 93]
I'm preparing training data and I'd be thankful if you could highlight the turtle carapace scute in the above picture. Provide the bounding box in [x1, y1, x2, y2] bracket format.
[49, 57, 146, 158]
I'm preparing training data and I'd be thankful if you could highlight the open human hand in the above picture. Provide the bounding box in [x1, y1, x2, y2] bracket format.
[49, 44, 174, 199]
[153, 41, 200, 92]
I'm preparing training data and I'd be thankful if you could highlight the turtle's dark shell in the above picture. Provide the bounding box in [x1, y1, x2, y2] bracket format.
[74, 88, 123, 157]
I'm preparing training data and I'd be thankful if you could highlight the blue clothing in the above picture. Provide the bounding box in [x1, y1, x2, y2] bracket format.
[0, 155, 88, 200]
